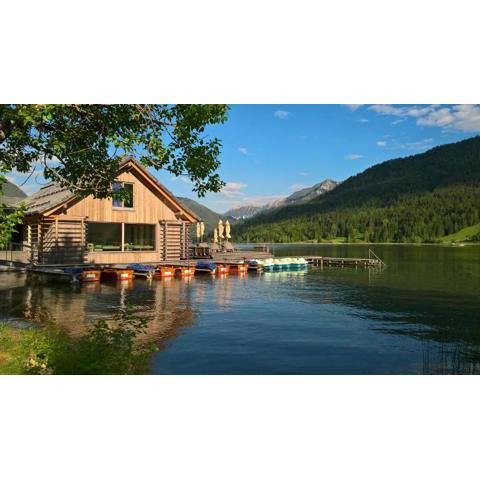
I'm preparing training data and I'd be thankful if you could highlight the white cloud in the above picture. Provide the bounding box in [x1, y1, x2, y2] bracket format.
[370, 104, 436, 118]
[221, 181, 247, 198]
[274, 110, 290, 119]
[245, 195, 285, 206]
[404, 138, 434, 150]
[416, 108, 454, 128]
[21, 184, 40, 195]
[345, 153, 363, 160]
[450, 104, 480, 131]
[210, 194, 286, 212]
[392, 118, 407, 125]
[417, 105, 480, 131]
[170, 176, 193, 185]
[238, 147, 248, 155]
[299, 171, 309, 177]
[231, 195, 286, 208]
[346, 104, 364, 111]
[370, 104, 480, 132]
[369, 104, 405, 116]
[358, 118, 369, 123]
[209, 179, 289, 211]
[374, 136, 435, 152]
[451, 104, 480, 131]
[405, 106, 436, 117]
[289, 183, 307, 192]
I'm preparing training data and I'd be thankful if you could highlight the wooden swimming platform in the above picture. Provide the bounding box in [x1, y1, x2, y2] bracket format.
[304, 256, 383, 268]
[304, 250, 385, 268]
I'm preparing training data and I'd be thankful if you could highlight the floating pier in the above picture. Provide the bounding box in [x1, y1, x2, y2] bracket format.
[305, 250, 385, 268]
[27, 267, 103, 284]
[305, 256, 383, 268]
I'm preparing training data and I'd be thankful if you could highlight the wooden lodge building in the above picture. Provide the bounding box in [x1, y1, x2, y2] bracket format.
[19, 158, 199, 266]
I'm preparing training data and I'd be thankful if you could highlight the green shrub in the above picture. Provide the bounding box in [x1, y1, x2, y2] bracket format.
[20, 307, 157, 375]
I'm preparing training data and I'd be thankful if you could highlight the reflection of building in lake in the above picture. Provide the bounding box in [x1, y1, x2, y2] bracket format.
[2, 277, 198, 346]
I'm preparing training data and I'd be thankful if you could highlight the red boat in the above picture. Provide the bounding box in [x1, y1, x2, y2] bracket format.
[80, 270, 101, 282]
[175, 266, 196, 277]
[230, 263, 248, 274]
[101, 268, 134, 282]
[215, 264, 230, 275]
[154, 266, 176, 279]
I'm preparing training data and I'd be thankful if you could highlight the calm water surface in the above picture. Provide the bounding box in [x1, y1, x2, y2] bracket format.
[1, 244, 480, 374]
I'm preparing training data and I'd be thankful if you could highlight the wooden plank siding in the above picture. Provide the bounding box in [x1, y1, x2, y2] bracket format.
[161, 221, 183, 262]
[63, 170, 180, 224]
[24, 216, 88, 265]
[21, 162, 197, 265]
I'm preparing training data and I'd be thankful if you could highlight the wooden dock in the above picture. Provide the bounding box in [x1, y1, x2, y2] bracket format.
[25, 248, 385, 284]
[26, 267, 82, 284]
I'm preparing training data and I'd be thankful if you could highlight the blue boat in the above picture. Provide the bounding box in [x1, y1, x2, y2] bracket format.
[195, 261, 217, 274]
[127, 263, 156, 279]
[127, 263, 155, 272]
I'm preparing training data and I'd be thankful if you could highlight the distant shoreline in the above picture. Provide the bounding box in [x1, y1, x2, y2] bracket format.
[239, 241, 480, 246]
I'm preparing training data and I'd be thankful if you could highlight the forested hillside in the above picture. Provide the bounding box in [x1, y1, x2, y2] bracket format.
[0, 179, 27, 207]
[177, 197, 223, 233]
[234, 136, 480, 243]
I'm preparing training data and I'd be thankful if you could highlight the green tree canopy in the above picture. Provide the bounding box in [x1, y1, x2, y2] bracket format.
[0, 104, 228, 247]
[0, 104, 228, 198]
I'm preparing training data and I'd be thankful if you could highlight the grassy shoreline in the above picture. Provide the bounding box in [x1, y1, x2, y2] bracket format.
[0, 324, 25, 374]
[1, 309, 157, 375]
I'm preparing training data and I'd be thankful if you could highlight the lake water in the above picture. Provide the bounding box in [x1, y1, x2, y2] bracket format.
[1, 244, 480, 374]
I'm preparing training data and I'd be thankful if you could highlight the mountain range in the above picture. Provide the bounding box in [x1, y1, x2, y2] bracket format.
[225, 179, 339, 219]
[177, 197, 224, 233]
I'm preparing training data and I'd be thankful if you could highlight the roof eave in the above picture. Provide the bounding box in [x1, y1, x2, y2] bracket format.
[119, 159, 200, 222]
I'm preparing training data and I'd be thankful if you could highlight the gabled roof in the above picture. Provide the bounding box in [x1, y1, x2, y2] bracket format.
[22, 183, 72, 215]
[1, 180, 27, 207]
[22, 157, 200, 222]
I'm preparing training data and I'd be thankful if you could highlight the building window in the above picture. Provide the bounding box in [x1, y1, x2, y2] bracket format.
[86, 222, 156, 252]
[112, 182, 134, 209]
[125, 224, 156, 251]
[87, 223, 122, 251]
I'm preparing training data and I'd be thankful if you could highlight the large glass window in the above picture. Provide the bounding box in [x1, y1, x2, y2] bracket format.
[87, 223, 122, 251]
[112, 182, 134, 209]
[125, 224, 155, 251]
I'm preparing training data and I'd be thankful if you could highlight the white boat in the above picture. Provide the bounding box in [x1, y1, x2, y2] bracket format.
[262, 258, 276, 270]
[287, 257, 308, 268]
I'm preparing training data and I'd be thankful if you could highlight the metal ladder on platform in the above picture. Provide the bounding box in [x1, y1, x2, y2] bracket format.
[368, 249, 386, 267]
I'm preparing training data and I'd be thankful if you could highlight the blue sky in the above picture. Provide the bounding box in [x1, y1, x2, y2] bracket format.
[7, 104, 480, 213]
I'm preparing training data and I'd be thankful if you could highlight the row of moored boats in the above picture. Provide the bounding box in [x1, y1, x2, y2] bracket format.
[48, 258, 309, 283]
